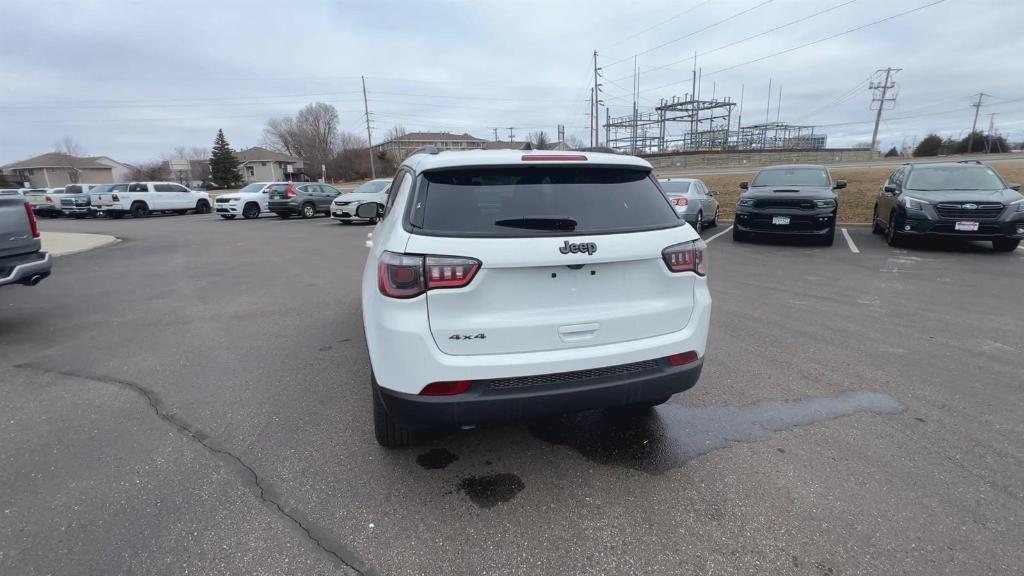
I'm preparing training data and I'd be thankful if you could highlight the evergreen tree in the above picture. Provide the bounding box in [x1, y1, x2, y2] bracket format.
[912, 134, 942, 157]
[209, 129, 241, 188]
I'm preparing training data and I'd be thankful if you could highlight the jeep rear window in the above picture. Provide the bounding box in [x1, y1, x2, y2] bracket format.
[412, 166, 679, 237]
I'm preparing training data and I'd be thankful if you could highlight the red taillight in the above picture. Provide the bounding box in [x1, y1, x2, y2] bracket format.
[521, 154, 588, 162]
[286, 183, 298, 197]
[24, 202, 40, 238]
[667, 351, 699, 366]
[419, 380, 473, 396]
[662, 240, 706, 275]
[671, 197, 688, 207]
[378, 252, 480, 298]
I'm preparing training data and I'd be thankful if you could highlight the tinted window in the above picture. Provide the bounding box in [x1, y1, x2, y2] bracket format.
[906, 166, 1005, 191]
[169, 184, 189, 193]
[111, 183, 129, 192]
[660, 181, 692, 195]
[129, 183, 148, 192]
[267, 184, 289, 193]
[91, 184, 114, 194]
[66, 185, 83, 194]
[751, 168, 830, 187]
[154, 184, 174, 192]
[414, 166, 679, 237]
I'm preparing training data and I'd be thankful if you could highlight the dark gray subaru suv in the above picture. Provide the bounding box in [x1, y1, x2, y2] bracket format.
[733, 164, 846, 245]
[872, 161, 1023, 251]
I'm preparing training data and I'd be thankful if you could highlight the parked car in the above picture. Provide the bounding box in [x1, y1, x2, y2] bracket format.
[658, 178, 720, 232]
[60, 183, 102, 218]
[1, 190, 51, 288]
[91, 182, 211, 218]
[733, 164, 844, 245]
[214, 181, 280, 219]
[356, 149, 711, 447]
[330, 178, 393, 224]
[267, 182, 340, 219]
[872, 161, 1024, 252]
[22, 188, 63, 217]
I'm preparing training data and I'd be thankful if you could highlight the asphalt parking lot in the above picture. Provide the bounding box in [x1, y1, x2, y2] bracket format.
[3, 213, 1023, 575]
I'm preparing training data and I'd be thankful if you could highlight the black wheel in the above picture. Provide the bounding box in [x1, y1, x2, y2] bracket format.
[709, 208, 719, 228]
[886, 211, 904, 247]
[732, 225, 746, 242]
[130, 202, 149, 218]
[277, 213, 291, 219]
[242, 203, 260, 219]
[819, 225, 836, 246]
[992, 238, 1021, 252]
[694, 212, 703, 233]
[301, 203, 316, 219]
[372, 375, 415, 448]
[220, 214, 236, 220]
[872, 206, 884, 235]
[194, 200, 210, 214]
[108, 212, 124, 219]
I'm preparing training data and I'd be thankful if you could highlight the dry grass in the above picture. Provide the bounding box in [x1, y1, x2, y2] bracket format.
[684, 160, 1024, 223]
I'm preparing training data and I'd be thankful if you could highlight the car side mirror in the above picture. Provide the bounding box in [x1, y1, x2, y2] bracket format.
[883, 184, 897, 195]
[739, 182, 748, 190]
[710, 190, 719, 197]
[356, 201, 384, 219]
[834, 180, 847, 190]
[1010, 183, 1021, 191]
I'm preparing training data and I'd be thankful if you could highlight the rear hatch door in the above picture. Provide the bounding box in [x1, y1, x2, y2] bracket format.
[405, 163, 698, 356]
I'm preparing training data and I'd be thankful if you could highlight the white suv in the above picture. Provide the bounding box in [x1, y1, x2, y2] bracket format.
[214, 181, 279, 219]
[357, 149, 711, 446]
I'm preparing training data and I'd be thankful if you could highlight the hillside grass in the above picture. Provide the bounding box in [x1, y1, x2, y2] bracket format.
[687, 160, 1024, 223]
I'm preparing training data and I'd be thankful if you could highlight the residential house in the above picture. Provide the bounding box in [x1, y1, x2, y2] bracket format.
[373, 132, 488, 160]
[484, 141, 530, 150]
[236, 147, 305, 183]
[0, 153, 133, 187]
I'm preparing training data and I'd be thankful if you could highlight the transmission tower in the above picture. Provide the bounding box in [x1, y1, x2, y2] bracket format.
[869, 67, 900, 154]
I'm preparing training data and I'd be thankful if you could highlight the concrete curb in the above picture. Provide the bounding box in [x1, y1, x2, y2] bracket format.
[40, 232, 120, 257]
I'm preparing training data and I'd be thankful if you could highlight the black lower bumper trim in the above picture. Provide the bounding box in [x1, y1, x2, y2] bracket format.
[376, 358, 703, 428]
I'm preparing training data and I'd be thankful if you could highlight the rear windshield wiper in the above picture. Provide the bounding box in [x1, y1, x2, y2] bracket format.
[494, 216, 578, 231]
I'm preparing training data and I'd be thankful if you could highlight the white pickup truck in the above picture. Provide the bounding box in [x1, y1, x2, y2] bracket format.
[91, 182, 211, 219]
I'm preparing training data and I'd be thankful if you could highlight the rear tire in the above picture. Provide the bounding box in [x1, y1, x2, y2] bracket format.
[992, 238, 1021, 252]
[694, 212, 703, 233]
[194, 200, 210, 214]
[220, 214, 236, 220]
[301, 203, 316, 219]
[709, 208, 719, 228]
[242, 203, 260, 219]
[130, 202, 149, 218]
[872, 206, 884, 235]
[372, 376, 415, 448]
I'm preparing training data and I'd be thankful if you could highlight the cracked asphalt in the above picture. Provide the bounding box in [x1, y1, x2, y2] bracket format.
[2, 214, 1022, 575]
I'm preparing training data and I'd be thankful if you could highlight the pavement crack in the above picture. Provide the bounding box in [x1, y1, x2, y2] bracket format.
[14, 363, 369, 576]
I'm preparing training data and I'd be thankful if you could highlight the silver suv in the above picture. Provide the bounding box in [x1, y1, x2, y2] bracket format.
[267, 182, 340, 219]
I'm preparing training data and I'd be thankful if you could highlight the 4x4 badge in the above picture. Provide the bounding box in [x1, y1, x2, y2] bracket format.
[559, 241, 597, 255]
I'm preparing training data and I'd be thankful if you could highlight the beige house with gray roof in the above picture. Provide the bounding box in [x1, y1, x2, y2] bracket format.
[236, 147, 305, 183]
[1, 153, 133, 187]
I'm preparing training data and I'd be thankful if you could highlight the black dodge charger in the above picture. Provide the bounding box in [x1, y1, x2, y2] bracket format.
[732, 164, 845, 246]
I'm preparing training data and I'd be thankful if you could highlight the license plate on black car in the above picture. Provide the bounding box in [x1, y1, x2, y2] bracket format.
[955, 221, 979, 232]
[772, 216, 790, 225]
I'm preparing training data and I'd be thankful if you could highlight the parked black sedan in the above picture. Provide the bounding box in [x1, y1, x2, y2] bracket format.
[732, 164, 845, 246]
[872, 161, 1023, 252]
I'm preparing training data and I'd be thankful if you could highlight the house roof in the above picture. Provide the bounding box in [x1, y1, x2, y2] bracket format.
[390, 132, 487, 143]
[1, 152, 115, 170]
[237, 147, 301, 163]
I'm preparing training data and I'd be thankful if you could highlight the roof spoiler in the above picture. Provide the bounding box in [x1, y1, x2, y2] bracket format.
[409, 146, 439, 157]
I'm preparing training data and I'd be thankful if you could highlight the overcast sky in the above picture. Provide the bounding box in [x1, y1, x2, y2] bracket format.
[2, 0, 1022, 164]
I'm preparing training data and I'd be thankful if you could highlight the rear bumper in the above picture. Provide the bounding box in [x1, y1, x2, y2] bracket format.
[0, 251, 52, 287]
[376, 358, 703, 428]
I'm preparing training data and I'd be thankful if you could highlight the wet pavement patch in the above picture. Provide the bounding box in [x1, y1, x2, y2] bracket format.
[416, 448, 459, 470]
[457, 473, 525, 508]
[528, 390, 904, 474]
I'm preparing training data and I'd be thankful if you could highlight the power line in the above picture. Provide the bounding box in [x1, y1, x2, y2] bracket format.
[604, 0, 776, 69]
[639, 0, 949, 94]
[601, 0, 715, 51]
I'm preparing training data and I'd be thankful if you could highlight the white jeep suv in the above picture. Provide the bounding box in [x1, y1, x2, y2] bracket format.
[358, 149, 711, 447]
[214, 181, 279, 219]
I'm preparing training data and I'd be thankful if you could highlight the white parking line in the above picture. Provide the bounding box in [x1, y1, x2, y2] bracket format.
[840, 227, 860, 254]
[705, 225, 733, 244]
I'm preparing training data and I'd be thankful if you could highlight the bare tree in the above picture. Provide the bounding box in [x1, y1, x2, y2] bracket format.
[262, 102, 341, 176]
[338, 131, 367, 151]
[566, 134, 586, 150]
[129, 161, 169, 181]
[383, 124, 407, 144]
[529, 131, 551, 150]
[53, 136, 86, 183]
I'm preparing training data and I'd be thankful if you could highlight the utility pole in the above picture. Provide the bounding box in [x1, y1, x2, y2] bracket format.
[588, 88, 594, 148]
[361, 76, 376, 178]
[764, 77, 772, 148]
[493, 128, 499, 141]
[592, 50, 602, 147]
[986, 112, 999, 152]
[967, 92, 988, 154]
[605, 108, 611, 149]
[776, 85, 783, 123]
[869, 67, 900, 155]
[507, 127, 515, 143]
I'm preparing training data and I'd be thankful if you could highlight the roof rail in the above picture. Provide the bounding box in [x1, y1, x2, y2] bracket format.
[957, 159, 983, 164]
[409, 146, 439, 157]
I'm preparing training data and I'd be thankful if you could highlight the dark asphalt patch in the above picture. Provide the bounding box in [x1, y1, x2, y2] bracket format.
[528, 391, 904, 474]
[416, 448, 459, 470]
[457, 473, 525, 508]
